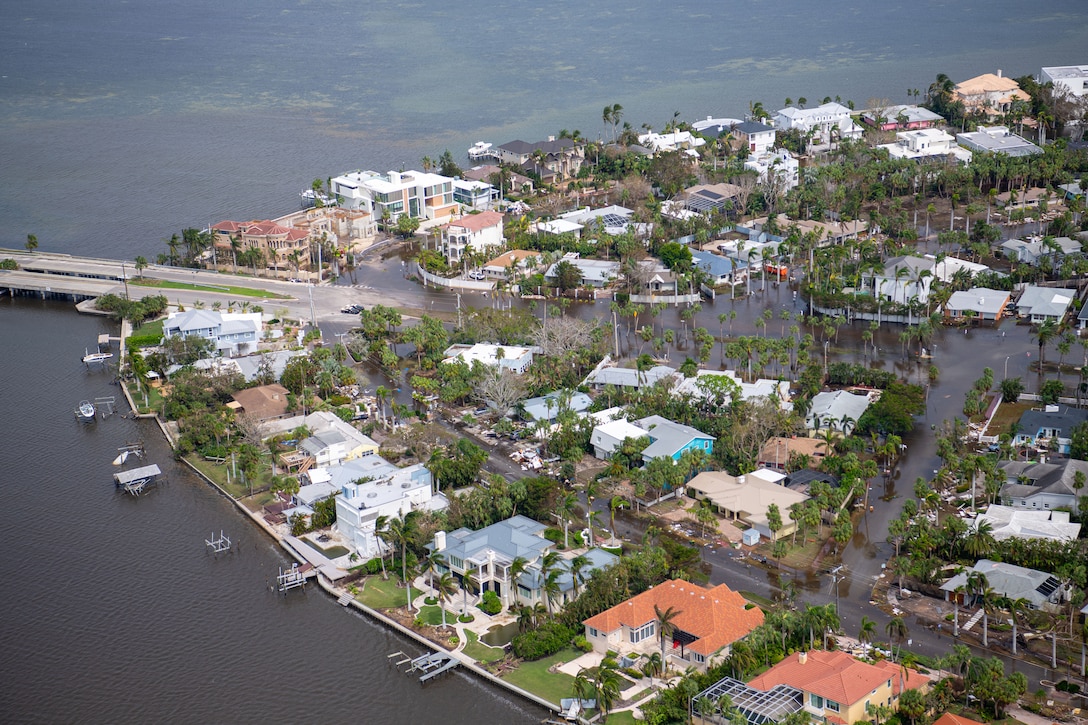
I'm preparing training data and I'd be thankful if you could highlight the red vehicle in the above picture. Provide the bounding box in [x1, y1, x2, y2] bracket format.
[764, 262, 789, 279]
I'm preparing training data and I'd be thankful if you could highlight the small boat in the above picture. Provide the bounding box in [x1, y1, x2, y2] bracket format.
[83, 352, 113, 364]
[112, 451, 129, 466]
[76, 400, 96, 422]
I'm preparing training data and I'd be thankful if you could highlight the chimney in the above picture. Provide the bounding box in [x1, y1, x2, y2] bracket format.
[547, 135, 556, 142]
[798, 651, 808, 665]
[434, 531, 446, 552]
[997, 69, 1003, 78]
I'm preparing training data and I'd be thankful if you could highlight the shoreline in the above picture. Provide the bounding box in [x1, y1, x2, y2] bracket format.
[111, 319, 564, 719]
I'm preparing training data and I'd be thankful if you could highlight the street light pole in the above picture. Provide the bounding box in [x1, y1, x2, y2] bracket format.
[1004, 355, 1011, 380]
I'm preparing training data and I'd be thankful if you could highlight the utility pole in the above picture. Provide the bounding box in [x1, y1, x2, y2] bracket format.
[121, 262, 129, 300]
[456, 293, 462, 329]
[828, 564, 845, 610]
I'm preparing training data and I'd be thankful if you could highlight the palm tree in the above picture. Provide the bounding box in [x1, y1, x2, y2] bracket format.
[421, 549, 446, 594]
[859, 615, 876, 645]
[134, 255, 148, 278]
[386, 513, 419, 611]
[435, 571, 457, 628]
[25, 233, 38, 252]
[568, 554, 590, 599]
[373, 514, 390, 578]
[1032, 318, 1059, 366]
[885, 616, 908, 661]
[654, 604, 682, 663]
[608, 496, 627, 545]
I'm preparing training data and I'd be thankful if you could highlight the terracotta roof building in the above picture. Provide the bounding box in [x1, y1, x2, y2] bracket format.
[231, 384, 291, 421]
[746, 650, 928, 725]
[932, 713, 986, 725]
[582, 579, 763, 670]
[952, 72, 1031, 118]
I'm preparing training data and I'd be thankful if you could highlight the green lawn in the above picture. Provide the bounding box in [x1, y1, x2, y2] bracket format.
[502, 647, 581, 707]
[415, 605, 457, 626]
[605, 712, 639, 725]
[356, 576, 420, 610]
[462, 630, 506, 664]
[130, 278, 289, 299]
[125, 379, 165, 415]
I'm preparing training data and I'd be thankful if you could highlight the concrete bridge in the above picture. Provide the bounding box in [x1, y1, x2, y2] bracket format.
[0, 249, 434, 325]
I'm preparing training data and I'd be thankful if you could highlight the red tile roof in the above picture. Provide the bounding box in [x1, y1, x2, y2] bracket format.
[583, 579, 763, 656]
[932, 714, 986, 725]
[747, 650, 927, 706]
[212, 220, 246, 232]
[444, 210, 503, 232]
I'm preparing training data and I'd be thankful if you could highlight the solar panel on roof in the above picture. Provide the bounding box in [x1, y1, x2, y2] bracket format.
[1036, 576, 1060, 597]
[700, 190, 725, 201]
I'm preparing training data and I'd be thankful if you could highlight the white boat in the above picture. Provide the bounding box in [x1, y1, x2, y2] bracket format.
[467, 141, 498, 160]
[112, 451, 129, 466]
[83, 351, 113, 364]
[76, 400, 96, 422]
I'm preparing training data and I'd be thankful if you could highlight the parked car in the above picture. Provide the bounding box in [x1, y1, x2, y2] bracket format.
[468, 271, 485, 280]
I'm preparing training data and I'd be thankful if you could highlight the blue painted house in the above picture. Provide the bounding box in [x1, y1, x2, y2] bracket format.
[636, 415, 715, 462]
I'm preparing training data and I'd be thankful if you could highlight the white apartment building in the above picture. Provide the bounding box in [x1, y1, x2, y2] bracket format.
[330, 170, 457, 222]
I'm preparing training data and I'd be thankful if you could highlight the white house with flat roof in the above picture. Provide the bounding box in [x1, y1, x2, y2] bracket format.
[880, 129, 972, 163]
[1041, 65, 1088, 98]
[957, 126, 1041, 157]
[442, 343, 535, 374]
[744, 149, 800, 190]
[330, 169, 457, 221]
[322, 457, 446, 559]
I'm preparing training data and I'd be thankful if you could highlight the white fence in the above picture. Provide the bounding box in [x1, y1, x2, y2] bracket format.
[413, 262, 496, 291]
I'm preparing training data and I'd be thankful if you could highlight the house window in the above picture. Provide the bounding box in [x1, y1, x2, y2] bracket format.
[810, 695, 824, 709]
[693, 652, 705, 664]
[630, 621, 655, 644]
[827, 701, 840, 713]
[865, 701, 871, 713]
[587, 627, 599, 638]
[449, 556, 463, 570]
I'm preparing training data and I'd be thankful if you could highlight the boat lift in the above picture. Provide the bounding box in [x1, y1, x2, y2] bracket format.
[205, 531, 232, 554]
[275, 563, 311, 594]
[389, 650, 460, 683]
[112, 464, 162, 495]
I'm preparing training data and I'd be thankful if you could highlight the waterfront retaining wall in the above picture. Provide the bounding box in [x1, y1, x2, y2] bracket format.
[414, 262, 496, 291]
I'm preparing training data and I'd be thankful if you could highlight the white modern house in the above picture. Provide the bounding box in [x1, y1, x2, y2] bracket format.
[744, 149, 800, 190]
[957, 126, 1042, 157]
[773, 102, 863, 144]
[636, 130, 706, 155]
[442, 343, 535, 374]
[330, 169, 457, 221]
[879, 129, 972, 163]
[438, 210, 504, 265]
[452, 179, 500, 210]
[163, 309, 262, 358]
[1041, 65, 1088, 98]
[322, 457, 446, 559]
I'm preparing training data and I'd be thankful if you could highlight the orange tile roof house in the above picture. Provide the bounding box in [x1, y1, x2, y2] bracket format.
[747, 650, 928, 725]
[952, 72, 1031, 118]
[932, 714, 986, 725]
[582, 580, 763, 670]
